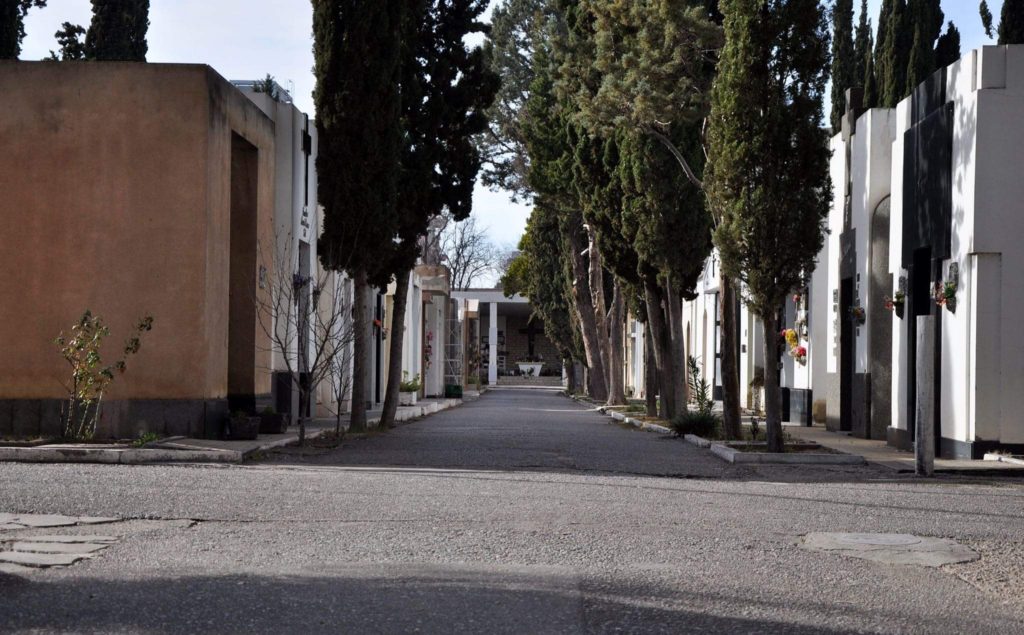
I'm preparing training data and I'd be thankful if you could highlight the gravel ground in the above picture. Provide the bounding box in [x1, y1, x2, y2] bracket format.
[0, 388, 1022, 633]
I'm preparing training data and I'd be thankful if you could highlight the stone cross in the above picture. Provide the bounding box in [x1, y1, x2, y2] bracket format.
[519, 321, 543, 357]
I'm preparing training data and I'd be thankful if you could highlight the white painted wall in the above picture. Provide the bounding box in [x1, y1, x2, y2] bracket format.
[889, 97, 912, 434]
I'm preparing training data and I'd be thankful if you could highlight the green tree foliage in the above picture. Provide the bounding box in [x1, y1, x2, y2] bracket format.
[379, 0, 499, 428]
[706, 0, 831, 452]
[477, 0, 550, 200]
[831, 0, 855, 131]
[0, 0, 45, 59]
[934, 21, 961, 69]
[980, 0, 994, 38]
[85, 0, 149, 61]
[1000, 0, 1024, 44]
[49, 21, 86, 60]
[855, 0, 877, 107]
[573, 0, 721, 189]
[502, 206, 583, 365]
[905, 0, 944, 94]
[313, 0, 405, 431]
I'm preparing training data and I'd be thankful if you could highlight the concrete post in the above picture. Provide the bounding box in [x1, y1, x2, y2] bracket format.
[488, 302, 498, 386]
[915, 315, 935, 477]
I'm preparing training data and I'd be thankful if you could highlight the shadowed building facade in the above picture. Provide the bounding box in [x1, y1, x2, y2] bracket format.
[0, 62, 277, 439]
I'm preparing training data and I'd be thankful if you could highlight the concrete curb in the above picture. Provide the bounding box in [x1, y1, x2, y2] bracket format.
[685, 434, 712, 448]
[983, 453, 1024, 466]
[566, 395, 673, 436]
[0, 399, 463, 465]
[709, 442, 866, 465]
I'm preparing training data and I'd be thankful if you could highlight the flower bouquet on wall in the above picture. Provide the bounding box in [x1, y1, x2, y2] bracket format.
[779, 329, 808, 366]
[884, 290, 906, 318]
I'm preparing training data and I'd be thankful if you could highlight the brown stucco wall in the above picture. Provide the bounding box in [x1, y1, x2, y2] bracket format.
[0, 62, 275, 437]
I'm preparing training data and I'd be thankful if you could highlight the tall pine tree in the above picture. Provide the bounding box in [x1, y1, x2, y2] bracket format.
[85, 0, 149, 61]
[378, 0, 498, 429]
[706, 0, 831, 453]
[855, 0, 876, 107]
[1000, 0, 1024, 44]
[904, 0, 943, 94]
[313, 0, 405, 431]
[830, 0, 855, 132]
[934, 21, 961, 69]
[0, 0, 45, 59]
[880, 0, 912, 107]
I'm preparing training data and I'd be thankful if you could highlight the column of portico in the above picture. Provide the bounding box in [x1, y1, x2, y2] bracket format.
[489, 302, 498, 385]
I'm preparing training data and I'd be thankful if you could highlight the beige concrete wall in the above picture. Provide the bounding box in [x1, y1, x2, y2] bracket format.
[0, 62, 275, 406]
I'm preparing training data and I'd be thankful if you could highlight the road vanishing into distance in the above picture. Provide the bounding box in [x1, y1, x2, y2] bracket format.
[2, 388, 1023, 633]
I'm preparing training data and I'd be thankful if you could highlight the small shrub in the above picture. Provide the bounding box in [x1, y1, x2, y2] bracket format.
[399, 372, 421, 393]
[671, 410, 720, 439]
[131, 432, 160, 448]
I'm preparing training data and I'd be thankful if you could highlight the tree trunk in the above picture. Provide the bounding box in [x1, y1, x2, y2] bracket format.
[566, 222, 608, 401]
[298, 378, 310, 445]
[664, 279, 689, 414]
[588, 233, 612, 395]
[761, 309, 784, 452]
[644, 279, 675, 419]
[380, 267, 411, 430]
[606, 280, 626, 406]
[349, 269, 370, 433]
[644, 323, 658, 417]
[720, 273, 742, 439]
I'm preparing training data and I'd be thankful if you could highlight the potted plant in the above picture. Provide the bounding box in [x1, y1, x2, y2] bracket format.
[224, 411, 260, 441]
[516, 355, 544, 377]
[885, 290, 906, 318]
[934, 280, 957, 312]
[399, 372, 421, 406]
[259, 406, 288, 434]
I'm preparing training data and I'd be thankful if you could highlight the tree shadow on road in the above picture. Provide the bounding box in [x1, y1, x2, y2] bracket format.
[0, 564, 923, 634]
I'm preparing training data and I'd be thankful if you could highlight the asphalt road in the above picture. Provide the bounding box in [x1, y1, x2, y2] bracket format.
[1, 388, 1023, 634]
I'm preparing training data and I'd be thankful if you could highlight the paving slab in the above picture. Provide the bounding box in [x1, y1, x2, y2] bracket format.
[789, 425, 1024, 473]
[10, 542, 110, 555]
[801, 532, 979, 567]
[0, 551, 91, 567]
[76, 516, 119, 525]
[0, 562, 34, 575]
[12, 514, 80, 528]
[20, 535, 119, 544]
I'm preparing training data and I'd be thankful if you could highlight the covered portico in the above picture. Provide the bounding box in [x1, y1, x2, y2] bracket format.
[452, 289, 561, 385]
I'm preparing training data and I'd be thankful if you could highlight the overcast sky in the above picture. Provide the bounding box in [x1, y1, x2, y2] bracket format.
[20, 0, 1003, 255]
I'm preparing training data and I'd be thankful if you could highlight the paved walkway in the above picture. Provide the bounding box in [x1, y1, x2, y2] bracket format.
[1, 388, 1023, 633]
[788, 424, 1024, 474]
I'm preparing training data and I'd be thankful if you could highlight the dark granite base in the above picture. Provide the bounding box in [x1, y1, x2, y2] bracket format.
[887, 426, 912, 451]
[0, 398, 232, 440]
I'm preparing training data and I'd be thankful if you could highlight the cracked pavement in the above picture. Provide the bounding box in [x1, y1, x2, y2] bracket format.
[1, 388, 1023, 633]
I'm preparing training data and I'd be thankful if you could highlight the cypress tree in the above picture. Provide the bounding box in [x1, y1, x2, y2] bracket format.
[863, 40, 879, 108]
[880, 0, 912, 106]
[0, 0, 45, 59]
[830, 0, 855, 132]
[855, 0, 876, 107]
[85, 0, 149, 61]
[980, 1, 994, 38]
[1000, 0, 1024, 44]
[934, 21, 961, 69]
[874, 0, 893, 106]
[378, 0, 499, 429]
[706, 0, 831, 453]
[853, 0, 871, 90]
[905, 0, 943, 94]
[50, 22, 87, 60]
[313, 0, 404, 431]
